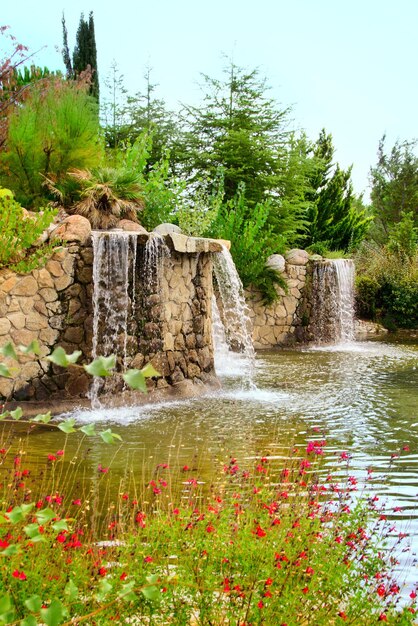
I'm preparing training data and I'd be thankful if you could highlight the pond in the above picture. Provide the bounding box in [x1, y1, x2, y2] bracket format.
[2, 337, 418, 583]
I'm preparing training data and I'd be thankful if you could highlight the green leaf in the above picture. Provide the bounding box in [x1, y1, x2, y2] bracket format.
[31, 411, 52, 424]
[1, 544, 20, 556]
[24, 595, 42, 612]
[79, 423, 96, 436]
[141, 363, 160, 378]
[52, 520, 68, 533]
[95, 578, 112, 602]
[36, 508, 56, 525]
[119, 581, 136, 602]
[10, 407, 23, 421]
[99, 429, 122, 444]
[84, 355, 116, 377]
[0, 342, 17, 360]
[40, 599, 64, 626]
[0, 411, 10, 420]
[123, 369, 147, 392]
[64, 579, 78, 602]
[57, 418, 77, 434]
[21, 503, 35, 516]
[8, 506, 25, 524]
[0, 363, 13, 378]
[24, 523, 41, 539]
[47, 347, 81, 367]
[21, 616, 37, 626]
[141, 584, 159, 602]
[0, 593, 13, 614]
[18, 340, 41, 356]
[146, 574, 159, 585]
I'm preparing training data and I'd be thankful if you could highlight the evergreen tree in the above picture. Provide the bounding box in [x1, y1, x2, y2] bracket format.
[61, 14, 73, 79]
[124, 67, 179, 171]
[370, 136, 418, 240]
[101, 60, 129, 149]
[72, 11, 99, 102]
[302, 130, 371, 252]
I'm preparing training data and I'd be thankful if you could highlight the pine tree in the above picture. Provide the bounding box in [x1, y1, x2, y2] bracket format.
[302, 130, 371, 252]
[72, 12, 99, 102]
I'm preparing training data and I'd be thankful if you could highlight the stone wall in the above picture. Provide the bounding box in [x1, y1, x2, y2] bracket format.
[245, 249, 310, 348]
[0, 221, 221, 404]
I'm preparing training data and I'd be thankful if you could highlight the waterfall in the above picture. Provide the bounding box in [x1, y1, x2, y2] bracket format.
[143, 233, 170, 297]
[212, 246, 255, 376]
[90, 231, 138, 406]
[310, 259, 355, 344]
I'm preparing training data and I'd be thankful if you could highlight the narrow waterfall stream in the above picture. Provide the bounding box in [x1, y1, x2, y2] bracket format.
[212, 246, 255, 381]
[309, 258, 355, 345]
[90, 231, 138, 407]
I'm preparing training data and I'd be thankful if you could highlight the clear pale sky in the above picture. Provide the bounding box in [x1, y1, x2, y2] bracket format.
[2, 0, 417, 199]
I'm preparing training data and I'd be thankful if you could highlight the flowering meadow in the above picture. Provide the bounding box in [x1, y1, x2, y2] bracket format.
[0, 419, 417, 625]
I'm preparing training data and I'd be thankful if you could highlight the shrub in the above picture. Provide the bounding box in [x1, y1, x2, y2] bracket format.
[208, 183, 287, 304]
[0, 190, 56, 271]
[0, 77, 101, 208]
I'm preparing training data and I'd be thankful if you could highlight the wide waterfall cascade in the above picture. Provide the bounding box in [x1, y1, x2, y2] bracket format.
[90, 231, 139, 407]
[309, 258, 355, 345]
[213, 246, 255, 377]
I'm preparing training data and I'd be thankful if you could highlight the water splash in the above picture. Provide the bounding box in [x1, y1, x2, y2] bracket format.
[90, 231, 138, 407]
[213, 246, 255, 377]
[143, 233, 170, 297]
[310, 259, 355, 345]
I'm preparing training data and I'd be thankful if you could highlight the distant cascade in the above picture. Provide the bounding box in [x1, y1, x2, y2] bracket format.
[310, 259, 355, 344]
[213, 246, 255, 373]
[90, 231, 138, 407]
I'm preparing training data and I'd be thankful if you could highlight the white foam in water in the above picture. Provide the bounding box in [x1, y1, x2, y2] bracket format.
[211, 295, 253, 378]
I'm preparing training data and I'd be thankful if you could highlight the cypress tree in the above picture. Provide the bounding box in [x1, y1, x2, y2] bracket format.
[72, 11, 99, 102]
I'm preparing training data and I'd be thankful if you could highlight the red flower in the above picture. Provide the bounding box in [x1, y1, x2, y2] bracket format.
[302, 586, 309, 594]
[257, 600, 264, 609]
[72, 499, 82, 506]
[378, 614, 387, 622]
[206, 523, 215, 533]
[56, 450, 64, 457]
[120, 572, 127, 581]
[48, 454, 57, 462]
[410, 590, 417, 599]
[338, 611, 347, 620]
[305, 566, 314, 576]
[98, 464, 109, 473]
[377, 585, 386, 597]
[144, 556, 153, 563]
[255, 525, 266, 537]
[12, 570, 27, 580]
[98, 567, 107, 576]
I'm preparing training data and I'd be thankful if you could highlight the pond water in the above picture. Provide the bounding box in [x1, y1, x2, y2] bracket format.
[3, 337, 417, 582]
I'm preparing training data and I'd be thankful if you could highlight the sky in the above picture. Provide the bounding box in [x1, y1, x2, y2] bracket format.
[2, 0, 418, 200]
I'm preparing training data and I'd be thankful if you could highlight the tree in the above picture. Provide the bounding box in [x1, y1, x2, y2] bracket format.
[180, 61, 290, 205]
[69, 12, 99, 102]
[101, 60, 129, 149]
[302, 130, 371, 252]
[0, 77, 101, 207]
[61, 13, 73, 78]
[124, 66, 179, 171]
[369, 136, 418, 240]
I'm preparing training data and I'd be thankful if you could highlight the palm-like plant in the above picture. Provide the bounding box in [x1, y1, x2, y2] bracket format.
[68, 167, 144, 229]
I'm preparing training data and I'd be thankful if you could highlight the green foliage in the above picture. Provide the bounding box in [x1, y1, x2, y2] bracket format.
[355, 241, 418, 328]
[370, 136, 418, 239]
[302, 130, 372, 252]
[0, 190, 56, 270]
[386, 211, 417, 260]
[140, 151, 185, 230]
[1, 78, 101, 207]
[176, 174, 223, 236]
[208, 183, 286, 303]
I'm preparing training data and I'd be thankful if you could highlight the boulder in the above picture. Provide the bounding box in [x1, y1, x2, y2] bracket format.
[50, 215, 91, 245]
[285, 249, 309, 266]
[117, 220, 148, 233]
[266, 254, 286, 273]
[153, 223, 182, 235]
